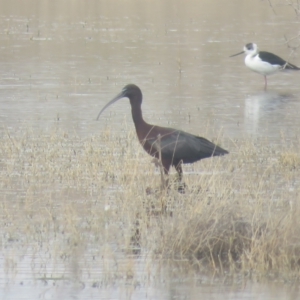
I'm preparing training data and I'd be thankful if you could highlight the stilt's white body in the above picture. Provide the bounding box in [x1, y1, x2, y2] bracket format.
[245, 54, 282, 76]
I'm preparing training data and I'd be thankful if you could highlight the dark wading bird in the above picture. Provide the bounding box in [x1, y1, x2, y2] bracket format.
[230, 43, 300, 90]
[96, 84, 228, 187]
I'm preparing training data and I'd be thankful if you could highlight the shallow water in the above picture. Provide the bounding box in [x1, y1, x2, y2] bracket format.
[1, 0, 300, 141]
[1, 246, 300, 300]
[1, 0, 300, 299]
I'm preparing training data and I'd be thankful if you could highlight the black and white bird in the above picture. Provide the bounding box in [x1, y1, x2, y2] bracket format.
[230, 43, 300, 89]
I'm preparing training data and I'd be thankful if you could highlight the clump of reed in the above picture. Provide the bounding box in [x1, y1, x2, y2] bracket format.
[0, 127, 300, 283]
[154, 138, 300, 281]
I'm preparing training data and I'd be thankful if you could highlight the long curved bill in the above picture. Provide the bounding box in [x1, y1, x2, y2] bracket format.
[96, 91, 124, 120]
[229, 51, 244, 58]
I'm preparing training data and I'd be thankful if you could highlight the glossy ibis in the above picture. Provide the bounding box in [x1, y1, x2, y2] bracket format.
[230, 43, 300, 89]
[96, 84, 228, 184]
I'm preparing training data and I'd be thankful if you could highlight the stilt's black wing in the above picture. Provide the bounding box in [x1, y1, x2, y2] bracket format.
[259, 51, 300, 70]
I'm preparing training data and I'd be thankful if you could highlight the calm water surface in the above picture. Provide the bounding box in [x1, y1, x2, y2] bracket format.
[1, 0, 300, 299]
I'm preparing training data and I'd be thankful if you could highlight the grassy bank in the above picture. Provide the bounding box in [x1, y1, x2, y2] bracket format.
[0, 128, 300, 283]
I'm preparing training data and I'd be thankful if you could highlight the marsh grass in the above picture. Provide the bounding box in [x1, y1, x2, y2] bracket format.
[0, 127, 300, 285]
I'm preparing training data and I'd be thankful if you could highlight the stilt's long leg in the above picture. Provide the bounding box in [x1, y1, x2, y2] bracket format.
[264, 76, 267, 90]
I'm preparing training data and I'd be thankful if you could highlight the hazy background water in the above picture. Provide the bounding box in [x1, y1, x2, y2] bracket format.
[1, 0, 300, 141]
[1, 0, 300, 299]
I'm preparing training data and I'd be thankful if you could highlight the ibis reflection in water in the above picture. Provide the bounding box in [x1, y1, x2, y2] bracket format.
[230, 43, 300, 89]
[96, 84, 228, 187]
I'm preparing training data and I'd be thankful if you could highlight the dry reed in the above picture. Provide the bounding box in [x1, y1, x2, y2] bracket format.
[0, 127, 300, 284]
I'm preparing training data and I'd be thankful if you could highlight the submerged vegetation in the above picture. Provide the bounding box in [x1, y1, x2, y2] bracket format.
[0, 128, 300, 284]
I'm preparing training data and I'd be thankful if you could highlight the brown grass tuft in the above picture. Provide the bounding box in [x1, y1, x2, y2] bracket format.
[279, 152, 300, 169]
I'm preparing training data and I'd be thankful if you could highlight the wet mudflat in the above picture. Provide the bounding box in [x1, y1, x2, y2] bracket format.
[1, 0, 300, 299]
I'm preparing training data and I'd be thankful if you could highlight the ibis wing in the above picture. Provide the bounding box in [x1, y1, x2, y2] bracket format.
[149, 130, 228, 164]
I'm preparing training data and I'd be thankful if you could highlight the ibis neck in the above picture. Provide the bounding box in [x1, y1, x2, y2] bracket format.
[131, 103, 146, 128]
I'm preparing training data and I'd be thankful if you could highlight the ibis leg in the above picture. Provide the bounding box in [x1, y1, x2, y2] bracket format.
[161, 160, 171, 188]
[175, 162, 186, 193]
[175, 162, 183, 182]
